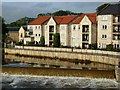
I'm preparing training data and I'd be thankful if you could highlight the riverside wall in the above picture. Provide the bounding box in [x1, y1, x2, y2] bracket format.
[4, 47, 120, 66]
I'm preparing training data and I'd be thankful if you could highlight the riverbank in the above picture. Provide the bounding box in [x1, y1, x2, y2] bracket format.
[5, 48, 120, 65]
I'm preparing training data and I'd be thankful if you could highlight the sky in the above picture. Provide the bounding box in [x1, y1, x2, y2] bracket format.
[1, 1, 119, 24]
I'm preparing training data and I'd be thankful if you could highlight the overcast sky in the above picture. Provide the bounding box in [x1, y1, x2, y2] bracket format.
[1, 1, 118, 24]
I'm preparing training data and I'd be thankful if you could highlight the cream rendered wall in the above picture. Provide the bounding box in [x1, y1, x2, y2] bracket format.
[19, 27, 25, 42]
[45, 25, 49, 45]
[80, 15, 92, 44]
[97, 15, 113, 48]
[45, 17, 57, 46]
[28, 25, 42, 44]
[60, 25, 68, 46]
[71, 24, 81, 47]
[33, 25, 41, 44]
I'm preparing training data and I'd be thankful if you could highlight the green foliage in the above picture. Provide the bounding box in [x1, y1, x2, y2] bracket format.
[1, 17, 8, 47]
[15, 42, 23, 46]
[53, 33, 60, 47]
[52, 10, 74, 16]
[91, 43, 97, 49]
[96, 3, 109, 13]
[37, 10, 82, 17]
[7, 17, 35, 27]
[27, 41, 35, 46]
[40, 36, 45, 46]
[106, 44, 113, 51]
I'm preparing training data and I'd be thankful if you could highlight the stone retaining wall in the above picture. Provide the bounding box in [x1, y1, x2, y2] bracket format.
[5, 48, 120, 65]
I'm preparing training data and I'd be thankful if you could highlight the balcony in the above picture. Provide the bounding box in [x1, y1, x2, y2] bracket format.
[113, 16, 120, 25]
[82, 34, 89, 42]
[82, 25, 89, 33]
[113, 35, 120, 40]
[49, 34, 54, 41]
[82, 29, 89, 33]
[49, 26, 54, 33]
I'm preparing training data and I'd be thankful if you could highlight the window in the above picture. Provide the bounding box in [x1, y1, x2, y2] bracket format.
[61, 34, 64, 38]
[21, 33, 23, 37]
[73, 26, 76, 30]
[102, 16, 107, 20]
[61, 42, 65, 45]
[78, 25, 80, 29]
[102, 25, 107, 29]
[61, 26, 64, 30]
[102, 34, 107, 38]
[35, 26, 37, 29]
[46, 26, 47, 30]
[29, 26, 32, 29]
[102, 43, 106, 48]
[38, 26, 40, 29]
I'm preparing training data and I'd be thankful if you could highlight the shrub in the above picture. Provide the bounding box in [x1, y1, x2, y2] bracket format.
[106, 44, 113, 51]
[53, 33, 60, 47]
[15, 42, 23, 46]
[27, 41, 35, 46]
[40, 36, 45, 46]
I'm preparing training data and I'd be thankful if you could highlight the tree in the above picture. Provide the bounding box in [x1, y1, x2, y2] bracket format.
[1, 17, 8, 64]
[53, 33, 60, 47]
[1, 17, 8, 46]
[52, 10, 74, 16]
[40, 36, 45, 46]
[96, 3, 109, 13]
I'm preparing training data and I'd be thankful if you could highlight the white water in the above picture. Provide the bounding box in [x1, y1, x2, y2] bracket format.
[1, 73, 119, 88]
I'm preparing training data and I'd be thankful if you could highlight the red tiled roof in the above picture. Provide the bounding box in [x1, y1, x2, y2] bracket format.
[73, 13, 96, 24]
[28, 16, 51, 25]
[54, 15, 78, 24]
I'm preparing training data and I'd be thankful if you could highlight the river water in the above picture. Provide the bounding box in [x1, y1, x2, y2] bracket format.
[4, 54, 115, 70]
[2, 54, 119, 89]
[1, 73, 119, 89]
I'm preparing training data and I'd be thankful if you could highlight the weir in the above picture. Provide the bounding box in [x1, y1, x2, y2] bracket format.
[2, 66, 115, 79]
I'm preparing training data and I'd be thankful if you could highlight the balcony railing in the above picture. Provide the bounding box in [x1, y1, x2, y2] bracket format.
[28, 29, 33, 31]
[82, 29, 89, 33]
[82, 38, 89, 41]
[113, 30, 120, 33]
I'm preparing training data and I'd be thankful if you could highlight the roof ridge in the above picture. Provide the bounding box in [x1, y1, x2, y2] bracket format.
[97, 4, 110, 15]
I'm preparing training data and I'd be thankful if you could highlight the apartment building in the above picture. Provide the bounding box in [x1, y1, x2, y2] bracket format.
[46, 15, 78, 46]
[72, 13, 97, 48]
[27, 15, 78, 46]
[97, 3, 120, 49]
[28, 16, 51, 44]
[19, 13, 97, 49]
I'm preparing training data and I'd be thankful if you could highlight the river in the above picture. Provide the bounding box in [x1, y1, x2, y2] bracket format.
[1, 54, 119, 89]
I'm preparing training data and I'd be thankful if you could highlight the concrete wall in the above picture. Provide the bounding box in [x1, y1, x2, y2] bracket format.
[5, 47, 120, 65]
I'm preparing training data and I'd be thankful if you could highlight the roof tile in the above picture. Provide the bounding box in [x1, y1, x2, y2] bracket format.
[73, 13, 96, 24]
[28, 16, 51, 25]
